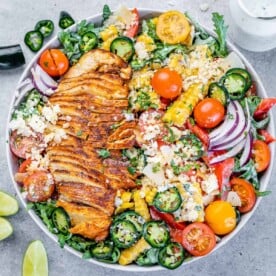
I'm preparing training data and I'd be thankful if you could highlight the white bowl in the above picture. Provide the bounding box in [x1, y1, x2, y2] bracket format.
[5, 8, 275, 272]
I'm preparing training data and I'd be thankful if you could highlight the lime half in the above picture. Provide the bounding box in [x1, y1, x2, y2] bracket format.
[22, 240, 48, 276]
[0, 217, 13, 240]
[0, 191, 19, 216]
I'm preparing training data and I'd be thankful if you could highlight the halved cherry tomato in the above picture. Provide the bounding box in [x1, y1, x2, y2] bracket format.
[39, 49, 69, 77]
[125, 8, 139, 38]
[194, 98, 225, 129]
[181, 222, 216, 256]
[186, 118, 209, 147]
[18, 158, 32, 173]
[23, 171, 55, 202]
[149, 207, 186, 230]
[10, 131, 43, 159]
[258, 129, 276, 144]
[156, 11, 191, 44]
[205, 200, 236, 235]
[211, 157, 235, 200]
[230, 177, 256, 213]
[253, 98, 276, 119]
[252, 139, 271, 172]
[170, 228, 183, 244]
[151, 68, 182, 99]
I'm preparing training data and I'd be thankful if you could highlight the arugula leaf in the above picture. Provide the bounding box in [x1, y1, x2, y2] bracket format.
[103, 4, 112, 21]
[212, 12, 228, 57]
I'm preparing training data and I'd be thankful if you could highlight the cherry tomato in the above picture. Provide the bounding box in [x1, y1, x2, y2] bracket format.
[39, 49, 69, 77]
[125, 8, 139, 38]
[194, 98, 225, 129]
[10, 131, 43, 159]
[186, 118, 209, 147]
[23, 171, 55, 202]
[18, 158, 32, 173]
[253, 98, 276, 119]
[170, 228, 183, 244]
[181, 222, 216, 256]
[252, 139, 271, 172]
[205, 200, 236, 235]
[230, 177, 256, 213]
[258, 129, 276, 144]
[151, 68, 182, 99]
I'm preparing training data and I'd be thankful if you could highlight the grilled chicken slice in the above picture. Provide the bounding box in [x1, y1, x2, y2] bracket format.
[63, 49, 132, 80]
[56, 200, 111, 241]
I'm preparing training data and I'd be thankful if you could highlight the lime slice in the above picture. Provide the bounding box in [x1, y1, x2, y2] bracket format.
[0, 190, 19, 216]
[22, 240, 48, 276]
[0, 217, 13, 240]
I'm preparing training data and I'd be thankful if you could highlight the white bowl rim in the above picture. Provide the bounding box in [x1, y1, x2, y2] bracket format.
[5, 8, 275, 272]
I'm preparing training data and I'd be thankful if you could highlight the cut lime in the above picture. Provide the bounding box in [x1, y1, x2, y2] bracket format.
[0, 190, 19, 216]
[22, 240, 48, 276]
[0, 217, 13, 240]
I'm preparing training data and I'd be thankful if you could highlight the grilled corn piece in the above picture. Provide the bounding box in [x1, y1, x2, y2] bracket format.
[100, 25, 118, 50]
[144, 186, 157, 205]
[133, 190, 150, 221]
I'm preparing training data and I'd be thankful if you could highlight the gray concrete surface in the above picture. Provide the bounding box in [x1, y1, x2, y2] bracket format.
[0, 0, 276, 275]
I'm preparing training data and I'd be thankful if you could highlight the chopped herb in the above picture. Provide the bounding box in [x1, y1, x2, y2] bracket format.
[76, 130, 83, 136]
[97, 149, 110, 159]
[164, 126, 177, 143]
[228, 113, 234, 120]
[135, 90, 158, 111]
[152, 162, 161, 173]
[127, 166, 136, 175]
[102, 4, 112, 21]
[255, 190, 271, 197]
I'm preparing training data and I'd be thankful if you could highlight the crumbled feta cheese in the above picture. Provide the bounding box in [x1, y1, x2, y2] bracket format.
[115, 196, 123, 207]
[27, 114, 47, 133]
[227, 191, 242, 207]
[201, 173, 219, 195]
[135, 42, 150, 60]
[42, 104, 60, 124]
[9, 116, 33, 137]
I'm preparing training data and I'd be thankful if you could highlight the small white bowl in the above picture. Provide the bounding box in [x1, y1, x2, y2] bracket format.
[5, 8, 275, 272]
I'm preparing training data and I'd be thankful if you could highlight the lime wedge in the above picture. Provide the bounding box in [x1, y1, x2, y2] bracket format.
[22, 240, 48, 276]
[0, 190, 19, 216]
[0, 217, 13, 240]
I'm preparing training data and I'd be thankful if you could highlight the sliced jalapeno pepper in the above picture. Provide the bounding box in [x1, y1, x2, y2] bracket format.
[51, 207, 71, 234]
[59, 11, 75, 29]
[80, 32, 98, 52]
[143, 221, 169, 248]
[226, 68, 252, 91]
[95, 247, 121, 263]
[35, 20, 54, 38]
[110, 36, 134, 61]
[110, 219, 139, 248]
[0, 44, 25, 70]
[24, 30, 44, 52]
[115, 211, 145, 234]
[136, 248, 159, 266]
[208, 82, 229, 106]
[158, 242, 185, 269]
[153, 187, 182, 213]
[91, 240, 114, 259]
[220, 72, 247, 100]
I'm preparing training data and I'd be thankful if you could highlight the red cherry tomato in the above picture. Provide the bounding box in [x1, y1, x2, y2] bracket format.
[258, 129, 276, 144]
[194, 98, 225, 128]
[39, 49, 69, 77]
[151, 68, 182, 99]
[181, 222, 216, 256]
[18, 158, 32, 173]
[186, 118, 209, 147]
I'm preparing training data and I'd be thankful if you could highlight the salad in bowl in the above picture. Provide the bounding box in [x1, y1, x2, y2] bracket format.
[7, 5, 276, 271]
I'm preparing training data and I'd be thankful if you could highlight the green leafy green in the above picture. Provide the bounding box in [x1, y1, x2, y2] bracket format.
[142, 19, 159, 41]
[255, 190, 272, 197]
[103, 4, 112, 21]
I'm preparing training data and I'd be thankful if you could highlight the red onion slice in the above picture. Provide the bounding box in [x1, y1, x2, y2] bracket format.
[239, 131, 253, 166]
[14, 79, 35, 107]
[209, 138, 247, 164]
[209, 101, 237, 141]
[34, 64, 57, 89]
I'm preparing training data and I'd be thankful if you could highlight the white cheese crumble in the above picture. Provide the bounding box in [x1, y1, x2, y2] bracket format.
[135, 42, 150, 60]
[201, 173, 219, 195]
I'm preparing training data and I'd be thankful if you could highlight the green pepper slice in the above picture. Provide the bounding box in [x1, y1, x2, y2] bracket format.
[158, 242, 185, 269]
[136, 248, 159, 266]
[80, 32, 98, 52]
[24, 30, 44, 52]
[153, 187, 182, 213]
[208, 82, 229, 106]
[143, 221, 169, 248]
[95, 247, 121, 264]
[110, 36, 134, 61]
[35, 20, 54, 38]
[226, 68, 252, 91]
[59, 11, 75, 29]
[115, 211, 145, 234]
[91, 240, 114, 259]
[51, 207, 71, 234]
[110, 219, 139, 248]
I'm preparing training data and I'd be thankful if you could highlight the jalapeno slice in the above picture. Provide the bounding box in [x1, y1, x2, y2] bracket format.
[136, 248, 159, 266]
[115, 211, 145, 234]
[110, 36, 134, 61]
[59, 11, 75, 29]
[51, 207, 71, 234]
[220, 73, 247, 100]
[226, 68, 252, 91]
[143, 221, 169, 248]
[91, 240, 114, 259]
[158, 242, 185, 269]
[110, 219, 139, 248]
[80, 32, 98, 52]
[208, 82, 229, 106]
[153, 187, 182, 213]
[24, 30, 44, 52]
[35, 20, 54, 38]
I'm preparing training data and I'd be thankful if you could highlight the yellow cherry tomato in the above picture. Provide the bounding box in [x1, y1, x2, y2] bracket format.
[156, 11, 191, 44]
[205, 200, 236, 235]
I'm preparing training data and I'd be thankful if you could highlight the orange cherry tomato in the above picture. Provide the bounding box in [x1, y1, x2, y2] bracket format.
[181, 222, 216, 256]
[205, 200, 236, 235]
[23, 171, 55, 202]
[230, 177, 256, 213]
[194, 98, 225, 129]
[39, 49, 69, 77]
[151, 68, 182, 99]
[18, 158, 32, 173]
[252, 139, 271, 172]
